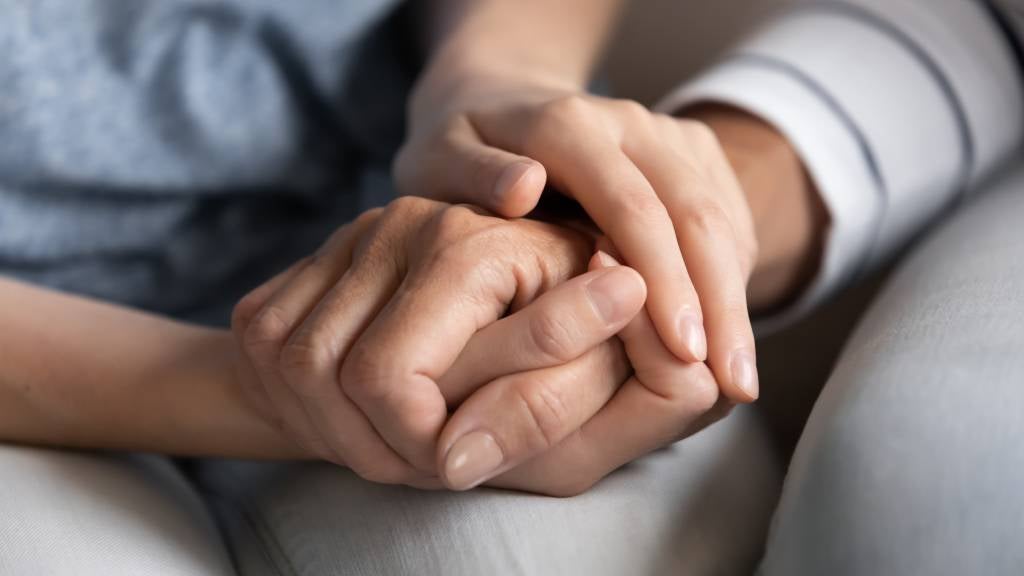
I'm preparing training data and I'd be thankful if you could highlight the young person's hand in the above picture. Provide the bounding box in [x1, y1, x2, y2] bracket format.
[230, 197, 648, 487]
[397, 77, 760, 403]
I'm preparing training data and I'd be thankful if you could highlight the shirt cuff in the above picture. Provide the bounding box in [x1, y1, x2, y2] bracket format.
[655, 59, 880, 332]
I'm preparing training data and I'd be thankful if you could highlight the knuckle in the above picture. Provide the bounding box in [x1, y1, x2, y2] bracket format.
[352, 205, 414, 264]
[544, 94, 592, 121]
[672, 156, 709, 187]
[432, 203, 483, 242]
[526, 96, 595, 148]
[679, 118, 720, 148]
[614, 98, 649, 122]
[527, 310, 581, 363]
[243, 306, 292, 356]
[354, 206, 385, 229]
[278, 339, 333, 394]
[421, 209, 509, 278]
[679, 200, 730, 238]
[514, 378, 573, 451]
[231, 292, 262, 335]
[651, 111, 677, 127]
[339, 345, 389, 401]
[386, 194, 433, 216]
[616, 192, 671, 226]
[653, 115, 691, 148]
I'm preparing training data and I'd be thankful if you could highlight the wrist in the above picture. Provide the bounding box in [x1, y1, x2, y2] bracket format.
[150, 328, 310, 459]
[682, 104, 828, 312]
[412, 0, 621, 129]
[0, 274, 309, 458]
[417, 0, 608, 101]
[411, 52, 580, 128]
[202, 331, 313, 460]
[430, 36, 587, 90]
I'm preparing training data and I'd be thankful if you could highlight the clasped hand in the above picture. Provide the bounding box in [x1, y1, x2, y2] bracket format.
[397, 78, 760, 403]
[232, 198, 728, 496]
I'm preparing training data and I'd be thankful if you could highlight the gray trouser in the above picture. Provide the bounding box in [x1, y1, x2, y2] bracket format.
[3, 165, 1023, 575]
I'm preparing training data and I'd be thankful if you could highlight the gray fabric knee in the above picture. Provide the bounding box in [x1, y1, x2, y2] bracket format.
[0, 445, 235, 576]
[197, 406, 782, 576]
[760, 166, 1024, 576]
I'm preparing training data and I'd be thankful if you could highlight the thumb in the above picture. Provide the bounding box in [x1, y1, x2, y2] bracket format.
[438, 264, 647, 405]
[394, 116, 546, 217]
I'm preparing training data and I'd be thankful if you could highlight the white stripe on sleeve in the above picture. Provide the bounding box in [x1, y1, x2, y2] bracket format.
[657, 0, 1024, 326]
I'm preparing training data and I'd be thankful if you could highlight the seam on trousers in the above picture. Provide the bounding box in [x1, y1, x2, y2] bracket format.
[197, 475, 300, 576]
[172, 457, 246, 576]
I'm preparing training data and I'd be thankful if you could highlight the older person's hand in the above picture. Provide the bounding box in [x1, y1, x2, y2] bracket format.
[230, 197, 648, 488]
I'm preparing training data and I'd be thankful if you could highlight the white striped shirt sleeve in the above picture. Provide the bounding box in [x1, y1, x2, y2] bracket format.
[656, 0, 1024, 326]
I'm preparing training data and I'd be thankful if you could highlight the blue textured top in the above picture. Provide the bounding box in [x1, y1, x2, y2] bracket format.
[0, 0, 412, 324]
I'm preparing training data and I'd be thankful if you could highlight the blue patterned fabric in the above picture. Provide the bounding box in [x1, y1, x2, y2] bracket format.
[0, 0, 412, 324]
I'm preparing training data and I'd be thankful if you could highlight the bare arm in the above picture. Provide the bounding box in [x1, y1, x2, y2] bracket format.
[0, 277, 304, 459]
[422, 0, 625, 91]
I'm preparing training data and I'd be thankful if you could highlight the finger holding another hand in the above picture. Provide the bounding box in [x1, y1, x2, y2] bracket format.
[472, 97, 709, 366]
[231, 194, 733, 494]
[434, 264, 645, 490]
[335, 205, 624, 474]
[232, 207, 440, 485]
[399, 92, 762, 403]
[644, 117, 760, 402]
[479, 250, 732, 497]
[438, 263, 645, 405]
[232, 197, 637, 487]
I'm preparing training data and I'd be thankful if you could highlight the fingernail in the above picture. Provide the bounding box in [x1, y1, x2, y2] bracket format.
[730, 351, 760, 400]
[678, 312, 707, 362]
[594, 250, 619, 268]
[493, 162, 534, 205]
[586, 267, 641, 324]
[444, 430, 504, 490]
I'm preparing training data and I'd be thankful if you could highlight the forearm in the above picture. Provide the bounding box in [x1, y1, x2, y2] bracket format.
[0, 277, 304, 459]
[415, 0, 625, 113]
[426, 0, 623, 84]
